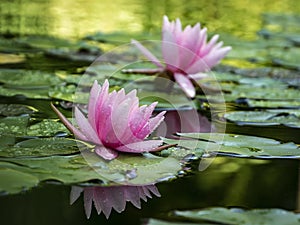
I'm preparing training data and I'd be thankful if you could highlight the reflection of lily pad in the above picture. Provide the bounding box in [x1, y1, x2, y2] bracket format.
[223, 110, 300, 128]
[162, 133, 300, 159]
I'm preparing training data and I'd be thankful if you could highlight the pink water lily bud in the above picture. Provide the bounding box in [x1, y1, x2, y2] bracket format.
[132, 15, 231, 98]
[70, 185, 161, 219]
[51, 79, 166, 160]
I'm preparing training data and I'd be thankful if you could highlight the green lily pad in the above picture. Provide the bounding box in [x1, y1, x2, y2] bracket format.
[0, 53, 26, 65]
[223, 110, 300, 128]
[162, 133, 300, 159]
[247, 99, 300, 108]
[199, 72, 300, 107]
[0, 86, 50, 99]
[45, 42, 102, 63]
[27, 119, 70, 136]
[0, 149, 182, 194]
[15, 35, 76, 50]
[48, 84, 89, 103]
[146, 219, 199, 225]
[0, 104, 35, 116]
[0, 69, 61, 87]
[0, 116, 29, 136]
[0, 167, 39, 195]
[0, 137, 79, 157]
[83, 31, 159, 44]
[175, 208, 300, 225]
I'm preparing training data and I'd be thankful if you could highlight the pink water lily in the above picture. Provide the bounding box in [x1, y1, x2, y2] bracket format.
[70, 185, 161, 219]
[51, 79, 166, 160]
[132, 15, 231, 98]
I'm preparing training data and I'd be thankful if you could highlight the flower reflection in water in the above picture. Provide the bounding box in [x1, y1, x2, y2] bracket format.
[156, 108, 214, 138]
[70, 184, 160, 219]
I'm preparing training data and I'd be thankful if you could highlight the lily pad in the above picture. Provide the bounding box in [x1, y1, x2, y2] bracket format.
[83, 31, 159, 44]
[146, 208, 300, 225]
[0, 137, 79, 157]
[146, 219, 198, 225]
[162, 133, 300, 159]
[0, 69, 61, 87]
[223, 110, 300, 128]
[174, 207, 300, 225]
[0, 167, 39, 195]
[247, 99, 300, 108]
[0, 104, 35, 116]
[0, 86, 50, 99]
[0, 150, 182, 194]
[26, 119, 70, 136]
[0, 53, 25, 64]
[0, 116, 29, 136]
[199, 72, 300, 107]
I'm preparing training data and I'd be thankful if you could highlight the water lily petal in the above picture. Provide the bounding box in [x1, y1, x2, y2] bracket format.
[94, 145, 118, 160]
[203, 46, 232, 68]
[174, 73, 195, 98]
[148, 111, 166, 134]
[116, 140, 163, 153]
[162, 31, 180, 70]
[75, 107, 102, 145]
[51, 103, 87, 141]
[131, 39, 164, 68]
[88, 80, 101, 130]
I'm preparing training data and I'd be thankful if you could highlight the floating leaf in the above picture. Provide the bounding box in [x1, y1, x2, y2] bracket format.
[0, 137, 79, 157]
[27, 119, 70, 136]
[0, 104, 35, 116]
[247, 99, 300, 108]
[199, 72, 300, 107]
[0, 166, 39, 195]
[175, 208, 300, 225]
[0, 69, 61, 87]
[163, 133, 300, 159]
[83, 31, 159, 44]
[48, 84, 88, 103]
[0, 86, 50, 99]
[0, 116, 29, 136]
[0, 53, 25, 64]
[223, 110, 300, 128]
[146, 219, 198, 225]
[0, 150, 182, 194]
[15, 35, 76, 50]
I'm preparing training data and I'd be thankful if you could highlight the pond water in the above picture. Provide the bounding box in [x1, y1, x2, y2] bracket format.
[0, 0, 299, 225]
